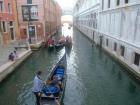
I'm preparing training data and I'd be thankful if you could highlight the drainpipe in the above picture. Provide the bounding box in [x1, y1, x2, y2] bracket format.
[0, 17, 3, 45]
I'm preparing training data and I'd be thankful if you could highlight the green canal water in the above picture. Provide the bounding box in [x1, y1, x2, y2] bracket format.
[1, 28, 140, 105]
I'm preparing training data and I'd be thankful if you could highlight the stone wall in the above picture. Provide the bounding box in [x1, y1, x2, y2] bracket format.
[74, 0, 140, 78]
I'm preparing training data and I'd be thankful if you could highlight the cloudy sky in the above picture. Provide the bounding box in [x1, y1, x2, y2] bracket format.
[55, 0, 77, 10]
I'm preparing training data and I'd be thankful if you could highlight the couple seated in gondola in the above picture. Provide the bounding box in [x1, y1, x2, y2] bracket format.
[47, 38, 55, 46]
[57, 36, 65, 44]
[42, 65, 64, 97]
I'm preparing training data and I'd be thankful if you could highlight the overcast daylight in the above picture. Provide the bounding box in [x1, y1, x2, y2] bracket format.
[55, 0, 78, 9]
[0, 0, 140, 105]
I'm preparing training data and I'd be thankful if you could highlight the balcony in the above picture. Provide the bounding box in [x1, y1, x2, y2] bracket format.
[22, 5, 38, 21]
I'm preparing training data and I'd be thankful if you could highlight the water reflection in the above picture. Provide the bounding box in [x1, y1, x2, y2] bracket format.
[117, 71, 122, 80]
[63, 29, 140, 105]
[128, 82, 136, 94]
[65, 47, 72, 57]
[17, 82, 34, 105]
[111, 64, 116, 75]
[64, 50, 86, 105]
[1, 27, 140, 105]
[0, 49, 64, 105]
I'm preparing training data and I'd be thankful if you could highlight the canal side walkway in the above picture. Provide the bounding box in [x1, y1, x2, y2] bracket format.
[0, 43, 32, 82]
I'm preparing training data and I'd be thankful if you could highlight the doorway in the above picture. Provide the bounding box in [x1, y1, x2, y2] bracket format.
[10, 28, 15, 40]
[29, 25, 36, 43]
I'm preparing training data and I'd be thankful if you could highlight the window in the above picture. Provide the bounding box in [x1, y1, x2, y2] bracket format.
[27, 0, 32, 4]
[102, 0, 104, 10]
[23, 29, 27, 35]
[9, 21, 13, 26]
[22, 5, 38, 21]
[108, 0, 110, 8]
[134, 53, 140, 66]
[120, 45, 125, 57]
[2, 21, 6, 32]
[117, 0, 120, 6]
[106, 39, 109, 46]
[114, 42, 117, 51]
[8, 3, 11, 13]
[0, 1, 3, 12]
[125, 0, 128, 4]
[10, 28, 14, 40]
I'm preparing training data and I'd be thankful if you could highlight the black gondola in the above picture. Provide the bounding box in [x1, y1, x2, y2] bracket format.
[65, 36, 72, 48]
[55, 43, 65, 49]
[40, 53, 67, 105]
[48, 44, 55, 49]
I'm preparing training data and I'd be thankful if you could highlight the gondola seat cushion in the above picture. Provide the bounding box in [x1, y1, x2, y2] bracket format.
[42, 85, 60, 96]
[55, 68, 64, 75]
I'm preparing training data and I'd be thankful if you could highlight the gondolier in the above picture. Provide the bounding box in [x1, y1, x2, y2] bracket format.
[40, 53, 67, 105]
[32, 71, 43, 105]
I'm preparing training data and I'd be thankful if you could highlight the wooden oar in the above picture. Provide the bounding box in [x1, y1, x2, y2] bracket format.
[55, 98, 60, 105]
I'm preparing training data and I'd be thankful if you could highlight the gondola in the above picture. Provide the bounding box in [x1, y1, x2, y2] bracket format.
[65, 42, 72, 48]
[65, 36, 72, 48]
[55, 36, 66, 49]
[40, 53, 67, 105]
[48, 44, 55, 49]
[55, 42, 65, 49]
[46, 38, 55, 50]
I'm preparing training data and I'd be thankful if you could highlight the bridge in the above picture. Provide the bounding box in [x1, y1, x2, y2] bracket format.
[61, 15, 73, 26]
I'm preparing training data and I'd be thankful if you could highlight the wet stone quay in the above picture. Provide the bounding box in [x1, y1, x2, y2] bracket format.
[1, 29, 140, 105]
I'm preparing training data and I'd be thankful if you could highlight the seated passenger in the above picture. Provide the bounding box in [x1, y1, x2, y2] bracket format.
[47, 38, 54, 45]
[58, 36, 65, 44]
[8, 53, 14, 61]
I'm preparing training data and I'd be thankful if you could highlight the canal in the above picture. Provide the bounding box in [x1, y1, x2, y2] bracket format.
[1, 27, 140, 105]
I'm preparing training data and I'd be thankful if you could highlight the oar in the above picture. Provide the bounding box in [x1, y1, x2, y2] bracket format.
[55, 98, 60, 105]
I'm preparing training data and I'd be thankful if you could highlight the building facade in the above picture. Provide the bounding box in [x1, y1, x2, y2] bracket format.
[45, 0, 62, 37]
[0, 0, 20, 45]
[16, 0, 45, 44]
[74, 0, 140, 77]
[17, 0, 62, 44]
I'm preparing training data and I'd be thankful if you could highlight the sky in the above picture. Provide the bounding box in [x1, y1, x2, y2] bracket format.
[55, 0, 77, 21]
[55, 0, 77, 10]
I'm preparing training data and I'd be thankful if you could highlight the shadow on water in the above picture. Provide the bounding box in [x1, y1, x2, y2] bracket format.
[127, 81, 136, 94]
[65, 47, 72, 57]
[111, 63, 116, 75]
[117, 71, 122, 80]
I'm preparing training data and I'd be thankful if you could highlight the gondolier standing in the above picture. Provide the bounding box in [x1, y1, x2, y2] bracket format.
[32, 71, 43, 105]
